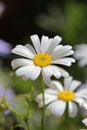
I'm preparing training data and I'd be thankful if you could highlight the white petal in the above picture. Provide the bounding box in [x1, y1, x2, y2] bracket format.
[52, 50, 74, 61]
[56, 66, 69, 78]
[76, 94, 87, 99]
[52, 45, 73, 60]
[47, 36, 62, 54]
[76, 89, 87, 94]
[42, 69, 51, 86]
[82, 102, 87, 109]
[69, 80, 81, 91]
[50, 80, 63, 91]
[82, 118, 87, 126]
[15, 65, 41, 80]
[68, 101, 78, 118]
[53, 45, 63, 52]
[41, 35, 49, 52]
[45, 88, 58, 95]
[46, 100, 66, 117]
[30, 34, 41, 53]
[74, 98, 85, 106]
[30, 66, 41, 80]
[42, 66, 53, 77]
[76, 89, 87, 98]
[35, 93, 57, 108]
[52, 58, 75, 66]
[64, 76, 73, 90]
[25, 44, 36, 54]
[15, 65, 33, 76]
[22, 66, 41, 80]
[11, 45, 34, 59]
[43, 65, 62, 79]
[11, 58, 33, 69]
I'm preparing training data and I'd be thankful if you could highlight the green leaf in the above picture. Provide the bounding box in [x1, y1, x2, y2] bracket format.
[7, 97, 29, 119]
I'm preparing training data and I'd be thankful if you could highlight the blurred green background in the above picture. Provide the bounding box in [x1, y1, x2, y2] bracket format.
[0, 0, 87, 130]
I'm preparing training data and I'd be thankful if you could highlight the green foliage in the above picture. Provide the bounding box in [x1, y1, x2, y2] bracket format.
[36, 0, 87, 82]
[0, 97, 8, 113]
[8, 98, 29, 119]
[11, 74, 42, 94]
[36, 1, 87, 44]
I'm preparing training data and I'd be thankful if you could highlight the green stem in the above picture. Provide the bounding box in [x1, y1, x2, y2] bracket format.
[25, 115, 30, 130]
[41, 77, 45, 130]
[26, 121, 30, 130]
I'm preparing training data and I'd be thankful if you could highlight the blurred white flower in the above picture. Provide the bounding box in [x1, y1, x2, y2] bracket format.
[0, 39, 12, 57]
[35, 76, 87, 118]
[11, 34, 75, 81]
[74, 44, 87, 67]
[75, 83, 87, 116]
[82, 118, 87, 126]
[0, 2, 5, 18]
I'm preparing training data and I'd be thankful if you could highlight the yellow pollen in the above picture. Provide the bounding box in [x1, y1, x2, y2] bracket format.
[33, 53, 52, 67]
[58, 90, 76, 102]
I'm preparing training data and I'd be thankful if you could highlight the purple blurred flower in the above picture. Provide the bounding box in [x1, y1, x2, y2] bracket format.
[0, 83, 15, 115]
[0, 39, 12, 57]
[0, 84, 15, 101]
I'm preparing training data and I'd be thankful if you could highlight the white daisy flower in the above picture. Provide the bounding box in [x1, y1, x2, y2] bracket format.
[35, 76, 87, 118]
[82, 118, 87, 126]
[74, 44, 87, 67]
[11, 34, 75, 81]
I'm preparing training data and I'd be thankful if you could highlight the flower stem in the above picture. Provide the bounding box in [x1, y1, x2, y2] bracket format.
[41, 77, 45, 130]
[26, 121, 30, 130]
[25, 118, 30, 130]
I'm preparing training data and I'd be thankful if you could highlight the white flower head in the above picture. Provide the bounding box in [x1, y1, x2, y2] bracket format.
[11, 34, 75, 81]
[35, 76, 87, 118]
[77, 82, 87, 110]
[74, 44, 87, 67]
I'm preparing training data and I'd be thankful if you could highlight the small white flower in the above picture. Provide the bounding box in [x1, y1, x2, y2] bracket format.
[82, 118, 87, 126]
[74, 44, 87, 67]
[11, 34, 75, 81]
[77, 82, 87, 113]
[35, 76, 87, 118]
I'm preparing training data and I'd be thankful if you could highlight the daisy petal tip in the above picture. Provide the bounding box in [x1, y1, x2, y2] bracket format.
[73, 59, 76, 63]
[11, 48, 15, 53]
[55, 35, 62, 42]
[11, 45, 21, 53]
[30, 34, 38, 39]
[64, 73, 69, 78]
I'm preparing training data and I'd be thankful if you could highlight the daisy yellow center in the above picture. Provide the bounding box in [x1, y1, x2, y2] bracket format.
[58, 90, 76, 102]
[33, 53, 52, 67]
